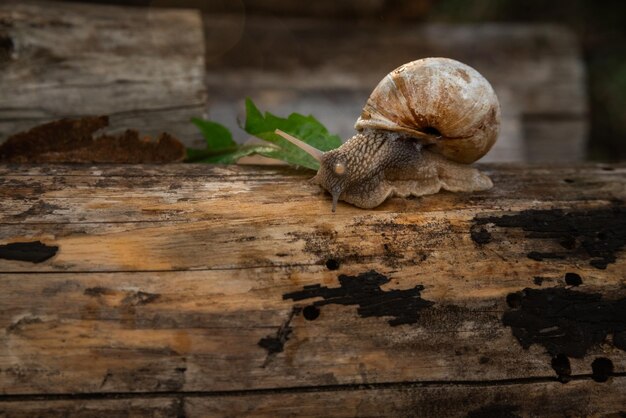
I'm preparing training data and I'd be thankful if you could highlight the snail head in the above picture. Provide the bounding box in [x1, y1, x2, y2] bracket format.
[275, 129, 384, 212]
[275, 129, 349, 211]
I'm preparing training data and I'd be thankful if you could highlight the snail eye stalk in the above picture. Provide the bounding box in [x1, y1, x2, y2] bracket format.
[274, 129, 323, 162]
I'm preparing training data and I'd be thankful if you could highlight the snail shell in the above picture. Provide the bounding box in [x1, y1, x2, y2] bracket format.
[356, 57, 500, 164]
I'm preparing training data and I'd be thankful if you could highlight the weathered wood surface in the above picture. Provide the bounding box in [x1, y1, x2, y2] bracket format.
[205, 19, 587, 162]
[1, 379, 625, 417]
[0, 1, 206, 147]
[0, 163, 625, 417]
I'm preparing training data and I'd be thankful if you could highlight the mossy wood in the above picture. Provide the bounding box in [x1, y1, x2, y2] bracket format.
[0, 164, 625, 417]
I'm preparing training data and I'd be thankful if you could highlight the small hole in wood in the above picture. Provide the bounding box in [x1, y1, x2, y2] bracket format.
[564, 272, 582, 286]
[563, 178, 575, 184]
[302, 305, 320, 321]
[325, 259, 340, 271]
[591, 357, 613, 382]
[601, 166, 615, 171]
[551, 353, 571, 383]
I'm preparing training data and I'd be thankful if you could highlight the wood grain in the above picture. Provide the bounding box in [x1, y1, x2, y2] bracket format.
[0, 163, 624, 416]
[1, 379, 625, 417]
[0, 397, 183, 417]
[0, 1, 206, 147]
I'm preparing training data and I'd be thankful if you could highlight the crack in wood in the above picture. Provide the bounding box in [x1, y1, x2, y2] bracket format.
[258, 306, 301, 367]
[1, 374, 625, 403]
[0, 263, 321, 275]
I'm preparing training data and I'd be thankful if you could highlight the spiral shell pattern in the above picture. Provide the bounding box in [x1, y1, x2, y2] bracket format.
[355, 57, 500, 164]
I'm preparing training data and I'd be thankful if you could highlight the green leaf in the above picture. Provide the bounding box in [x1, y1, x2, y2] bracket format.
[185, 147, 212, 162]
[243, 98, 342, 170]
[187, 100, 342, 168]
[191, 117, 237, 153]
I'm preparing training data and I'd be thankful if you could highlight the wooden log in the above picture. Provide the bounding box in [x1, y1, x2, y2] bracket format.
[1, 379, 625, 417]
[0, 397, 184, 417]
[0, 1, 207, 147]
[204, 19, 587, 162]
[0, 163, 624, 416]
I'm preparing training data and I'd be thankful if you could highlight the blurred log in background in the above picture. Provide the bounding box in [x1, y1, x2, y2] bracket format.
[85, 0, 626, 162]
[2, 0, 625, 162]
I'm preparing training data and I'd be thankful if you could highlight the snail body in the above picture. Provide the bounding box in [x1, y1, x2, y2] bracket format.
[276, 57, 500, 211]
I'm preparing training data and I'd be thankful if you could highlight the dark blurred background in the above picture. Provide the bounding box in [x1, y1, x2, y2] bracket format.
[8, 0, 626, 162]
[429, 0, 626, 162]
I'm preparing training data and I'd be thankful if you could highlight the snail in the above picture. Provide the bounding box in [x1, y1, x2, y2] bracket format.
[275, 57, 500, 211]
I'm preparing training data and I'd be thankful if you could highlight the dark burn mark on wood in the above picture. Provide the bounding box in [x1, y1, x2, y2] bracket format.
[527, 251, 565, 261]
[505, 292, 522, 309]
[533, 276, 546, 286]
[258, 333, 289, 356]
[258, 307, 301, 365]
[473, 206, 626, 269]
[551, 353, 571, 383]
[470, 227, 492, 245]
[0, 241, 58, 263]
[502, 287, 626, 358]
[283, 270, 434, 326]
